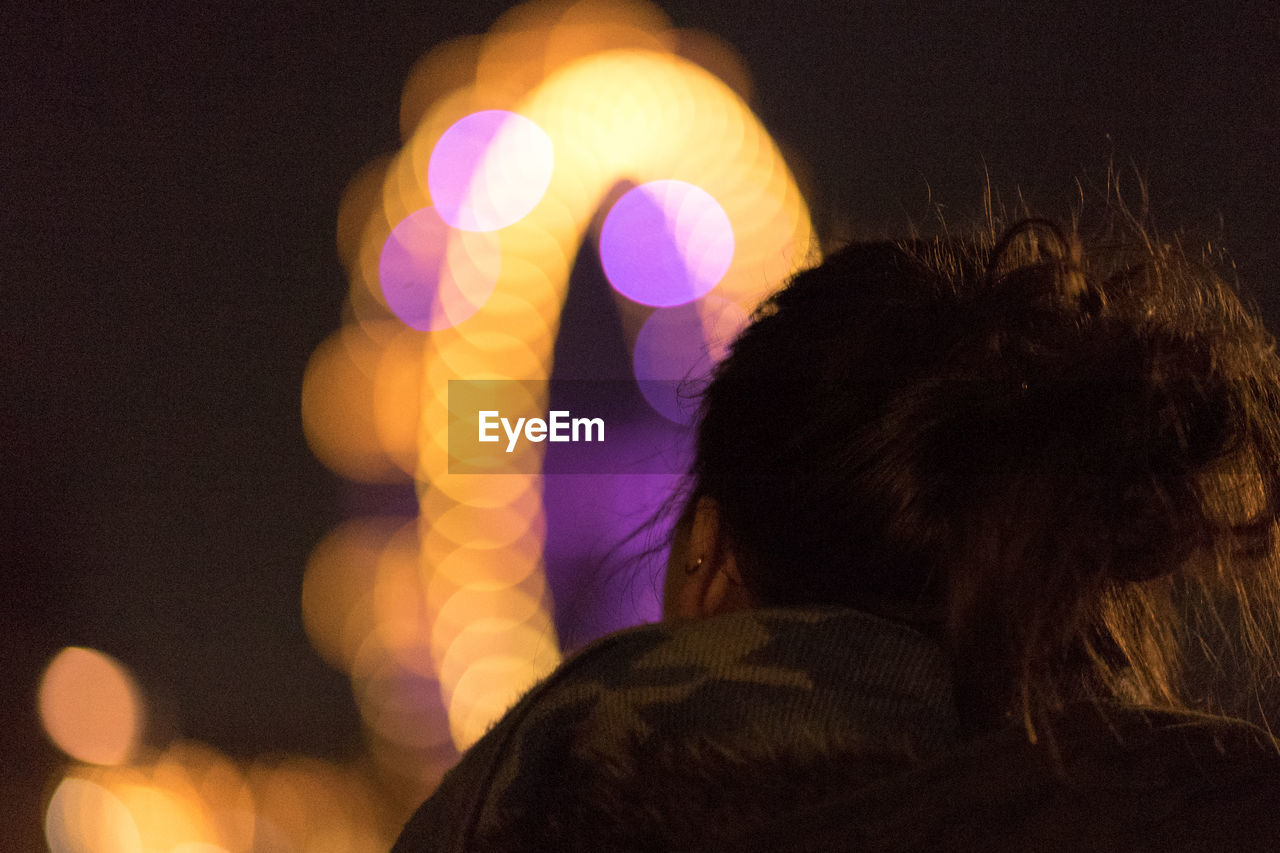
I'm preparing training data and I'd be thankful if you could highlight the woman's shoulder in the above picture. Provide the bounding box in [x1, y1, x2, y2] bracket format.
[393, 607, 1280, 852]
[392, 606, 960, 851]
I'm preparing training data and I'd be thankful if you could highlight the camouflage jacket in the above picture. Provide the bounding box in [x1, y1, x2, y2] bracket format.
[392, 607, 1280, 852]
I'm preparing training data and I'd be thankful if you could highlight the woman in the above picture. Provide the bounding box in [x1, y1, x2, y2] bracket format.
[393, 212, 1280, 851]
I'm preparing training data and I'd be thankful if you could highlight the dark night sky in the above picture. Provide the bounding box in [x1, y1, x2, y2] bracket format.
[4, 0, 1278, 846]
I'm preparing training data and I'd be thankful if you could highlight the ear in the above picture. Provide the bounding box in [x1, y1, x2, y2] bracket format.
[673, 497, 752, 619]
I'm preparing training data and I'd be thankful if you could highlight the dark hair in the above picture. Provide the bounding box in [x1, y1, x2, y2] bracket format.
[692, 213, 1280, 734]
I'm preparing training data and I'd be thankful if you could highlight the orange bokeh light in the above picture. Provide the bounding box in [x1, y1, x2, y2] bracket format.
[39, 647, 144, 767]
[45, 776, 142, 853]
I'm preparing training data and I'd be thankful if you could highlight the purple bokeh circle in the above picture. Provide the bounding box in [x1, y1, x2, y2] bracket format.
[632, 297, 748, 423]
[599, 180, 734, 307]
[427, 110, 554, 232]
[378, 206, 500, 330]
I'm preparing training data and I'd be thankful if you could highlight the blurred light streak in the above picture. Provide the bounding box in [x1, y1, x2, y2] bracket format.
[307, 0, 815, 806]
[39, 647, 144, 767]
[403, 32, 811, 750]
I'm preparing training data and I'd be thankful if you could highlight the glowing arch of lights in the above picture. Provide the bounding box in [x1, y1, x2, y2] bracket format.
[311, 1, 817, 760]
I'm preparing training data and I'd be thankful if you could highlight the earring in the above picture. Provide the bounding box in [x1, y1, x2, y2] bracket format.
[685, 556, 704, 575]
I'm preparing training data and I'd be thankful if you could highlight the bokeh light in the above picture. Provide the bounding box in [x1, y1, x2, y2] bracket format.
[45, 762, 227, 853]
[245, 758, 383, 853]
[281, 0, 816, 842]
[599, 179, 735, 307]
[330, 2, 813, 763]
[106, 781, 209, 852]
[301, 518, 405, 673]
[370, 326, 426, 477]
[378, 206, 501, 330]
[301, 327, 413, 483]
[632, 296, 748, 422]
[33, 3, 820, 847]
[427, 110, 555, 231]
[151, 742, 256, 853]
[30, 3, 821, 847]
[39, 647, 143, 767]
[45, 777, 142, 853]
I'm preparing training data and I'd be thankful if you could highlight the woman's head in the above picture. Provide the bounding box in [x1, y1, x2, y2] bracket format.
[670, 214, 1280, 732]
